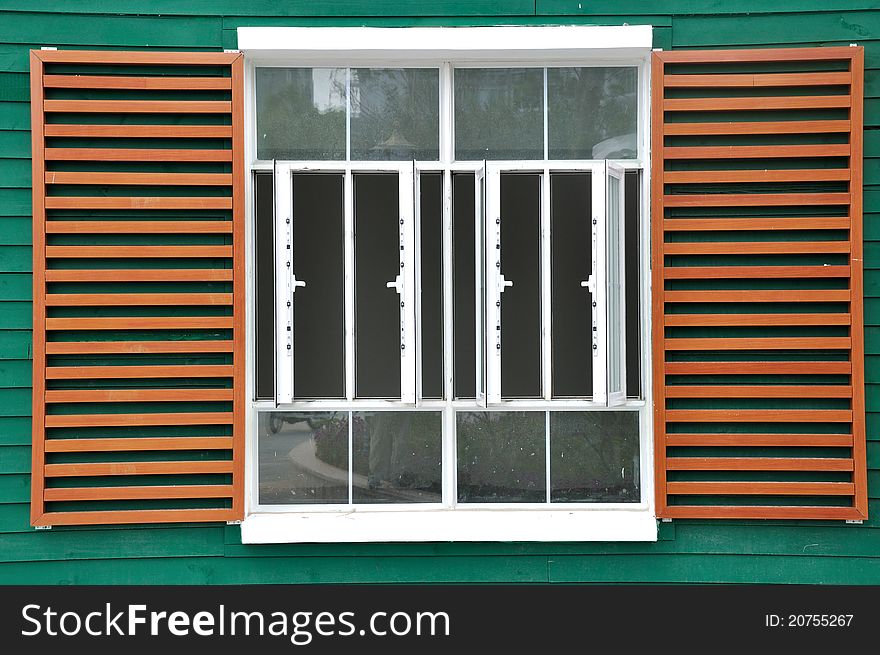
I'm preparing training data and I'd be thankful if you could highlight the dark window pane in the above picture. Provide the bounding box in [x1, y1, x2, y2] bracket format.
[254, 172, 275, 400]
[457, 411, 546, 503]
[551, 173, 592, 398]
[352, 412, 442, 503]
[625, 170, 641, 398]
[355, 173, 401, 398]
[501, 173, 542, 398]
[550, 411, 640, 503]
[420, 173, 444, 399]
[453, 173, 476, 399]
[293, 174, 345, 399]
[258, 412, 349, 505]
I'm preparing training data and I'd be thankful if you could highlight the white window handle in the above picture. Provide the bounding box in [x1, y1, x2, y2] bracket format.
[581, 275, 595, 294]
[497, 274, 514, 293]
[292, 276, 306, 292]
[386, 274, 404, 294]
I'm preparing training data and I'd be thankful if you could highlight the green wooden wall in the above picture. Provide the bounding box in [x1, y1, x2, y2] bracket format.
[1, 1, 880, 584]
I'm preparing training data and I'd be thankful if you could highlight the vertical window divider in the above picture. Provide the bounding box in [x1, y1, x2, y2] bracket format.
[400, 162, 417, 404]
[345, 68, 352, 161]
[542, 167, 552, 401]
[344, 167, 355, 401]
[347, 410, 353, 505]
[274, 162, 293, 404]
[442, 167, 454, 506]
[542, 67, 549, 161]
[545, 410, 551, 504]
[591, 163, 608, 405]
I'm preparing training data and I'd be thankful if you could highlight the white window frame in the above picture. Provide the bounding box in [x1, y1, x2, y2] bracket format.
[241, 25, 656, 543]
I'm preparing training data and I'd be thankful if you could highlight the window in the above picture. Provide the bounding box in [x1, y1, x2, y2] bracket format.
[243, 26, 655, 542]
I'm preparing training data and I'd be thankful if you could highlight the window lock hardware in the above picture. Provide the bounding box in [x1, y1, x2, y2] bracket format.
[386, 274, 404, 294]
[497, 274, 513, 293]
[580, 275, 596, 294]
[291, 276, 306, 292]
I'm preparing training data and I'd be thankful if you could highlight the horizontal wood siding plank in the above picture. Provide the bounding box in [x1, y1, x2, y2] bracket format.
[663, 313, 852, 327]
[664, 361, 852, 375]
[663, 120, 851, 135]
[663, 72, 852, 88]
[44, 99, 231, 114]
[663, 217, 850, 231]
[666, 457, 854, 471]
[44, 125, 233, 138]
[663, 193, 851, 207]
[34, 508, 235, 527]
[663, 265, 851, 279]
[665, 434, 854, 447]
[45, 172, 232, 186]
[663, 170, 850, 184]
[663, 144, 850, 159]
[664, 96, 851, 111]
[45, 148, 232, 162]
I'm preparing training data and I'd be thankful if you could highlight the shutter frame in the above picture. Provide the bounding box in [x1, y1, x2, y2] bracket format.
[30, 49, 245, 526]
[652, 46, 867, 520]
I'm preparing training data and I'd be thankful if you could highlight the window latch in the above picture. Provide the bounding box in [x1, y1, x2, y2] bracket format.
[386, 274, 404, 294]
[291, 276, 306, 292]
[497, 274, 514, 293]
[580, 275, 596, 295]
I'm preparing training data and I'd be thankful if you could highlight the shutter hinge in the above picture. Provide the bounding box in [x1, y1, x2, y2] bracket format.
[660, 518, 673, 523]
[224, 49, 241, 54]
[226, 520, 243, 526]
[35, 525, 52, 530]
[652, 48, 663, 52]
[850, 43, 859, 47]
[41, 47, 57, 51]
[846, 519, 863, 524]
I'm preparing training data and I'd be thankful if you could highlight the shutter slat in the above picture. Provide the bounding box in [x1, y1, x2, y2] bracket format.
[44, 437, 233, 451]
[45, 341, 234, 355]
[45, 389, 234, 402]
[652, 47, 867, 520]
[30, 49, 244, 527]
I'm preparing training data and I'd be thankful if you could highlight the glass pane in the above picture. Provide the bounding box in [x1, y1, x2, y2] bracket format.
[350, 68, 439, 161]
[420, 173, 444, 399]
[254, 172, 274, 400]
[452, 172, 476, 399]
[608, 175, 623, 393]
[501, 173, 541, 399]
[256, 67, 346, 160]
[457, 411, 546, 503]
[454, 68, 543, 160]
[625, 170, 641, 398]
[293, 174, 345, 399]
[355, 173, 401, 398]
[258, 411, 349, 505]
[551, 173, 592, 398]
[352, 412, 442, 503]
[547, 67, 638, 159]
[550, 411, 640, 502]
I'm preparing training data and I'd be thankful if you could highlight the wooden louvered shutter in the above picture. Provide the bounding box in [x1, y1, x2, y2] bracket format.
[29, 50, 244, 526]
[652, 47, 867, 520]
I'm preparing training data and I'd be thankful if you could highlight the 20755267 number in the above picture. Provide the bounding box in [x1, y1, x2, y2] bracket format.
[765, 614, 853, 627]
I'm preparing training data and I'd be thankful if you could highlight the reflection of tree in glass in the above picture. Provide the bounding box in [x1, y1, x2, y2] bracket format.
[550, 411, 639, 502]
[350, 69, 439, 161]
[548, 67, 638, 159]
[454, 69, 544, 160]
[256, 68, 346, 160]
[457, 411, 545, 501]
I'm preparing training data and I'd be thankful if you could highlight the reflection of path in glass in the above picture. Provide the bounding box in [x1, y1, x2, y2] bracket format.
[262, 419, 428, 503]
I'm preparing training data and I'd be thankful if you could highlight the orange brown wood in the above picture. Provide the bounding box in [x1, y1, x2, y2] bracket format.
[652, 47, 867, 521]
[29, 49, 245, 527]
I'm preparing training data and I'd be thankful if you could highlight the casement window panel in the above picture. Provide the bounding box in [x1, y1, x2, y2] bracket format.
[29, 50, 245, 526]
[651, 46, 868, 520]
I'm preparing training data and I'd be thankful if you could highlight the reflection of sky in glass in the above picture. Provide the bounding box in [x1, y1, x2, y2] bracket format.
[311, 68, 347, 113]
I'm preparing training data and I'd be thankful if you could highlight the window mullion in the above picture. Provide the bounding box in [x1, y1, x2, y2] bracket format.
[485, 166, 502, 404]
[541, 167, 551, 400]
[274, 163, 293, 404]
[591, 163, 608, 405]
[344, 168, 354, 401]
[400, 162, 417, 404]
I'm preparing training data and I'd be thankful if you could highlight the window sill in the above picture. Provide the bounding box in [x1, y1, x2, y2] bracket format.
[240, 508, 658, 543]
